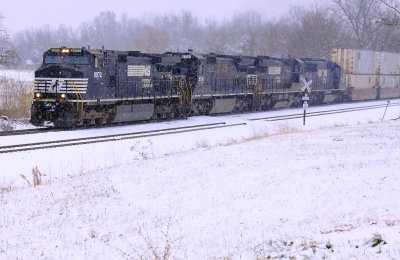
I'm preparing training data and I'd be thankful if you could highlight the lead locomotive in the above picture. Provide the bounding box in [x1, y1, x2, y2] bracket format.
[31, 47, 345, 127]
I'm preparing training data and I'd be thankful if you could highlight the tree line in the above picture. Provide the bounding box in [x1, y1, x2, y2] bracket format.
[1, 0, 400, 68]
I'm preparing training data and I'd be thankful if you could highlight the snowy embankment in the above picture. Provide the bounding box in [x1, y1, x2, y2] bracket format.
[1, 100, 400, 259]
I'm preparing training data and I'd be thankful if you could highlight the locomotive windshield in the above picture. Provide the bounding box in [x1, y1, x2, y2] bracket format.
[44, 55, 90, 65]
[43, 48, 90, 65]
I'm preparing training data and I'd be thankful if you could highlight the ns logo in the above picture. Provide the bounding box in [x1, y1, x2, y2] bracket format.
[49, 79, 65, 92]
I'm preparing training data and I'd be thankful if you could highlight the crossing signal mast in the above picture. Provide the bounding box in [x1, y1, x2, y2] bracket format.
[301, 78, 312, 126]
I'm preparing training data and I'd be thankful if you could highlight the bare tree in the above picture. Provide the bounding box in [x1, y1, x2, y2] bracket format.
[378, 0, 400, 25]
[333, 0, 382, 49]
[79, 11, 121, 49]
[380, 0, 400, 15]
[0, 14, 18, 66]
[282, 6, 347, 59]
[14, 4, 382, 66]
[134, 25, 171, 53]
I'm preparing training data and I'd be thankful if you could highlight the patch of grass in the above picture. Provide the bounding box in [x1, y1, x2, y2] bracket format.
[135, 216, 176, 260]
[90, 229, 97, 239]
[250, 239, 298, 260]
[107, 216, 182, 260]
[244, 131, 270, 142]
[273, 125, 300, 135]
[326, 240, 333, 252]
[385, 219, 400, 226]
[300, 240, 319, 251]
[19, 166, 43, 187]
[0, 78, 31, 121]
[371, 233, 387, 248]
[0, 184, 12, 194]
[196, 139, 211, 149]
[32, 166, 42, 186]
[130, 139, 155, 160]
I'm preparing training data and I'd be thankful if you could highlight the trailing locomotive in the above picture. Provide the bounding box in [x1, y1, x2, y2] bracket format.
[30, 46, 346, 127]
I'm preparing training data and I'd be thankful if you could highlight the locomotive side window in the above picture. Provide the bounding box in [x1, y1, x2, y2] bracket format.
[293, 64, 299, 72]
[65, 56, 89, 65]
[44, 55, 89, 65]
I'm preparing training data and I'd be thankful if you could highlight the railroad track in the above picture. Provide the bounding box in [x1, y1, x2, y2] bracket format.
[0, 119, 166, 137]
[0, 127, 55, 137]
[2, 101, 398, 137]
[0, 122, 246, 154]
[248, 102, 400, 122]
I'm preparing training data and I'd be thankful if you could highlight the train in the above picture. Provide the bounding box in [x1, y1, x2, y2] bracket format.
[29, 47, 400, 128]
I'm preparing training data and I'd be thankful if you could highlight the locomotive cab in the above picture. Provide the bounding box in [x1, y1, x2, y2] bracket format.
[31, 47, 94, 127]
[34, 47, 91, 98]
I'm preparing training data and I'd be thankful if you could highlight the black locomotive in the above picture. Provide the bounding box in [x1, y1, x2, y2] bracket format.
[31, 47, 345, 127]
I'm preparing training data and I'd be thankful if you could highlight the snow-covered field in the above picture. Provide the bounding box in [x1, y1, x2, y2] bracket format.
[1, 100, 400, 259]
[0, 69, 34, 82]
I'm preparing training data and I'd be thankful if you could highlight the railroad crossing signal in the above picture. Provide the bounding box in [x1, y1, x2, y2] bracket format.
[301, 79, 312, 126]
[301, 79, 312, 93]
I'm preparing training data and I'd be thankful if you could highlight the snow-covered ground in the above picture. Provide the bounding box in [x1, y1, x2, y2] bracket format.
[1, 100, 400, 259]
[0, 69, 34, 82]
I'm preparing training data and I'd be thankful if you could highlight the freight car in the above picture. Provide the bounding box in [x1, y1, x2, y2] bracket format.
[29, 47, 371, 127]
[331, 48, 400, 101]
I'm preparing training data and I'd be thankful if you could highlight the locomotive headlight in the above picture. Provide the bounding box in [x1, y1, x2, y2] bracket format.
[35, 92, 41, 98]
[60, 93, 67, 99]
[61, 48, 70, 54]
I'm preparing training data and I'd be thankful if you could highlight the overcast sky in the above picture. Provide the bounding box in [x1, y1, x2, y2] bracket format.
[2, 0, 319, 33]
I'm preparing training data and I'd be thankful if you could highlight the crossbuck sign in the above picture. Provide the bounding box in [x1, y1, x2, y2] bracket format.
[301, 79, 312, 93]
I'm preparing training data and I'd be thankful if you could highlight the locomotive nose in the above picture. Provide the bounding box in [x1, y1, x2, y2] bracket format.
[35, 65, 84, 78]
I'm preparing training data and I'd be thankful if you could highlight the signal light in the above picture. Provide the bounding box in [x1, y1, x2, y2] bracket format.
[60, 93, 66, 99]
[35, 92, 41, 98]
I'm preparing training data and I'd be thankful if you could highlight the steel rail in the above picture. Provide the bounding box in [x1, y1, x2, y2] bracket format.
[0, 127, 55, 137]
